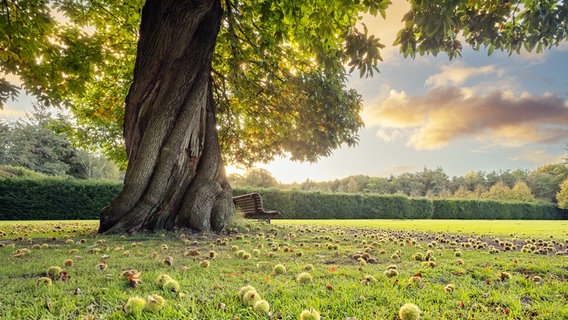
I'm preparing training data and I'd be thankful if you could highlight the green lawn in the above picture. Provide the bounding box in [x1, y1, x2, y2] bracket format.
[275, 219, 568, 239]
[0, 219, 566, 319]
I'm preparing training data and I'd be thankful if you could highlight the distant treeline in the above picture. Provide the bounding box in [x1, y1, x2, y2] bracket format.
[0, 178, 565, 221]
[229, 165, 568, 204]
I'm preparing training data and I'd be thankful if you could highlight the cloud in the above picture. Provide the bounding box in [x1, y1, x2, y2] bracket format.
[510, 150, 565, 165]
[375, 128, 403, 142]
[425, 63, 498, 87]
[365, 87, 568, 150]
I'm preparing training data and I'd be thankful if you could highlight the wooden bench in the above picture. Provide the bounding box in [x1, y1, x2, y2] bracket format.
[232, 192, 280, 223]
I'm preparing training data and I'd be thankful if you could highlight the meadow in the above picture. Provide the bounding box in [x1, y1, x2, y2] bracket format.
[0, 219, 566, 319]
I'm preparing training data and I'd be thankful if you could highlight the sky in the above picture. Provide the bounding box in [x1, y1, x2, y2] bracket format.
[249, 3, 568, 183]
[2, 3, 568, 184]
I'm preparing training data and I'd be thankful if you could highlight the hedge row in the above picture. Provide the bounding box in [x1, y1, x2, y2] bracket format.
[0, 178, 121, 220]
[431, 198, 562, 220]
[236, 188, 564, 220]
[234, 188, 433, 219]
[0, 179, 564, 220]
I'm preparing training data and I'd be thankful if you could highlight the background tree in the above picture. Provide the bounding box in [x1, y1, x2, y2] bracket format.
[416, 167, 450, 197]
[480, 181, 536, 202]
[364, 176, 393, 194]
[0, 106, 78, 176]
[462, 171, 487, 191]
[453, 185, 475, 199]
[472, 184, 488, 199]
[226, 173, 244, 188]
[527, 164, 568, 202]
[74, 149, 121, 180]
[239, 168, 279, 188]
[558, 148, 568, 209]
[482, 181, 512, 201]
[300, 179, 319, 192]
[2, 0, 567, 232]
[0, 107, 119, 179]
[557, 178, 568, 209]
[0, 119, 9, 163]
[390, 172, 419, 196]
[510, 181, 537, 202]
[345, 176, 360, 193]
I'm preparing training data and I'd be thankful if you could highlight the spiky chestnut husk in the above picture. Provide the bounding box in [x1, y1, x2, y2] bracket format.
[253, 299, 270, 314]
[163, 279, 180, 292]
[237, 285, 257, 300]
[36, 277, 52, 286]
[300, 308, 321, 320]
[156, 274, 172, 288]
[125, 297, 145, 315]
[383, 269, 399, 277]
[399, 303, 421, 320]
[46, 266, 62, 279]
[296, 272, 313, 284]
[272, 264, 287, 275]
[242, 289, 261, 306]
[146, 294, 165, 312]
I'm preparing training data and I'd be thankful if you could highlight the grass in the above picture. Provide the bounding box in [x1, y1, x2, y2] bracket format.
[275, 219, 568, 239]
[0, 219, 567, 319]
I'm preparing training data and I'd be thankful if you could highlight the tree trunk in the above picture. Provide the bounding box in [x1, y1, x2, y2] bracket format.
[98, 0, 233, 233]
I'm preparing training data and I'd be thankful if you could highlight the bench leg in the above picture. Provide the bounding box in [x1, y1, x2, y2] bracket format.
[266, 217, 271, 224]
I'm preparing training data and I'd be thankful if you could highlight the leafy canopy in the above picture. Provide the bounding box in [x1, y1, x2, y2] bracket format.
[2, 0, 567, 167]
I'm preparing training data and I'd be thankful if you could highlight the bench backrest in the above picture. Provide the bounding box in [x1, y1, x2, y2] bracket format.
[233, 193, 264, 216]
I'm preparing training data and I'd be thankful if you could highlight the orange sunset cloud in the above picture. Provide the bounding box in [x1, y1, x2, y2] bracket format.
[365, 87, 568, 150]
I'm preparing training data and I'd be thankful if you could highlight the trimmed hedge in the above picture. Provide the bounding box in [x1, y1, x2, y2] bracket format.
[236, 188, 563, 220]
[0, 178, 121, 220]
[234, 188, 433, 219]
[0, 179, 564, 220]
[431, 198, 562, 220]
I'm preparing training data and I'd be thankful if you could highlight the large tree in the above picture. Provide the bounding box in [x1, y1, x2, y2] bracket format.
[2, 0, 567, 233]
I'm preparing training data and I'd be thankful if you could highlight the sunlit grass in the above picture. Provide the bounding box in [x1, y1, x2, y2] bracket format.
[0, 220, 98, 238]
[275, 219, 568, 239]
[3, 219, 567, 239]
[0, 219, 566, 319]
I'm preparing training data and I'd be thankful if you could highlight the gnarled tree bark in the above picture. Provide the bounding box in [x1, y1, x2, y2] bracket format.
[99, 0, 233, 233]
